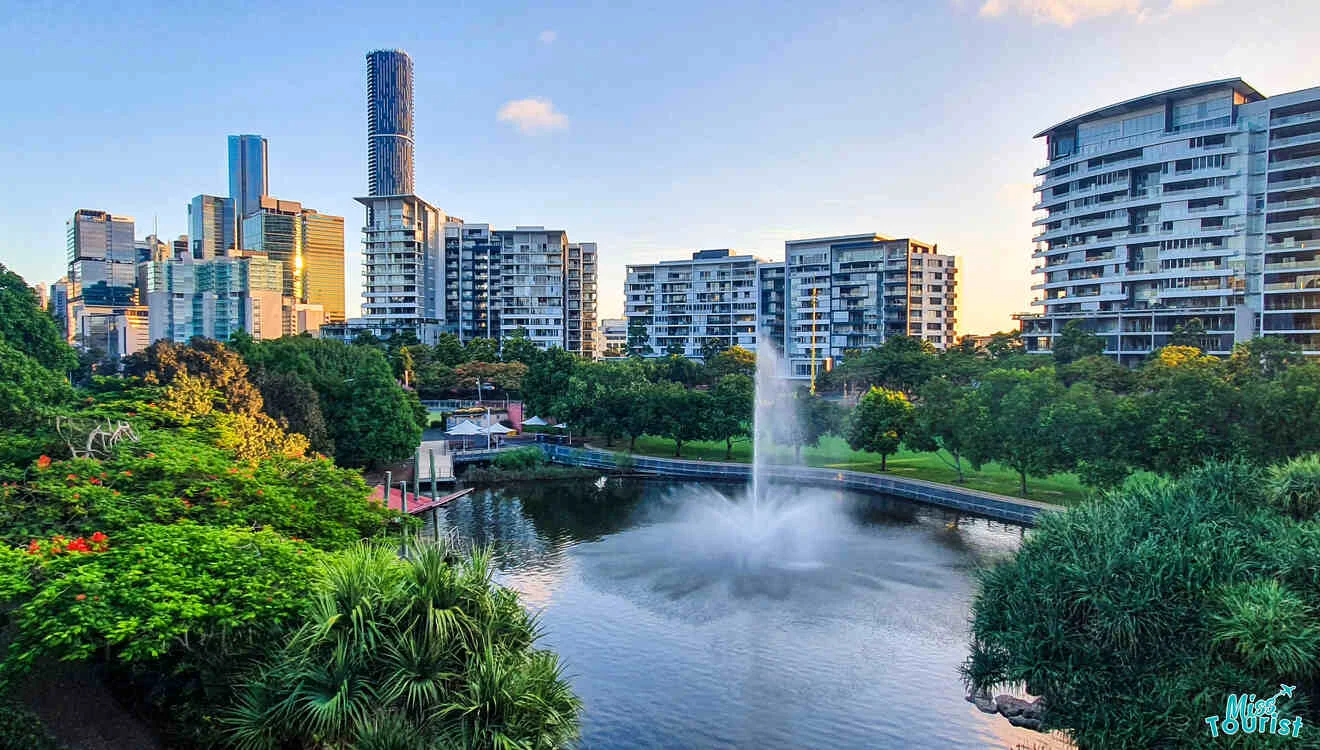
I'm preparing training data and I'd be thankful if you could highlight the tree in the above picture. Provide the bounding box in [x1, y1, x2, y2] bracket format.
[1228, 336, 1304, 382]
[1133, 346, 1241, 475]
[706, 346, 756, 381]
[251, 368, 334, 456]
[0, 340, 73, 430]
[620, 381, 658, 453]
[0, 264, 76, 373]
[1167, 317, 1208, 348]
[964, 462, 1320, 749]
[224, 543, 581, 749]
[464, 337, 499, 363]
[707, 374, 753, 459]
[961, 368, 1068, 495]
[521, 347, 578, 417]
[241, 338, 422, 469]
[351, 330, 381, 348]
[501, 327, 541, 366]
[846, 387, 913, 471]
[984, 330, 1023, 360]
[699, 337, 728, 363]
[795, 391, 842, 461]
[828, 336, 936, 395]
[434, 332, 466, 367]
[653, 354, 704, 387]
[124, 338, 263, 415]
[1056, 354, 1137, 393]
[626, 318, 653, 357]
[652, 381, 709, 457]
[1051, 320, 1105, 365]
[905, 377, 972, 482]
[664, 338, 686, 357]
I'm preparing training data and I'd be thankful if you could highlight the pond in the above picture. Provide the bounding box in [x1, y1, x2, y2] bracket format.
[427, 478, 1062, 749]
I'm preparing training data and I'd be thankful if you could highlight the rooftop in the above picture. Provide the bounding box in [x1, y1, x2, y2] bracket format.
[1034, 77, 1265, 138]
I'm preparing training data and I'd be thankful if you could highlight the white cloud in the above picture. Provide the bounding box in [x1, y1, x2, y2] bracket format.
[539, 30, 557, 44]
[497, 98, 569, 134]
[975, 0, 1211, 26]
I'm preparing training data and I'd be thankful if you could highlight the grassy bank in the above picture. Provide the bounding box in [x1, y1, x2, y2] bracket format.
[590, 435, 1088, 506]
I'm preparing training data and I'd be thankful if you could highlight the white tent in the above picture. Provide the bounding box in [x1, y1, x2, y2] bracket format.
[481, 423, 516, 434]
[445, 421, 484, 436]
[523, 416, 548, 427]
[553, 423, 568, 430]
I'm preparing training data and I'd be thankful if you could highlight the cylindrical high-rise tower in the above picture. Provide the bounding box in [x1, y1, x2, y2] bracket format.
[366, 49, 415, 196]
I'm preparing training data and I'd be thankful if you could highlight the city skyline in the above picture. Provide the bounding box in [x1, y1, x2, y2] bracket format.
[4, 0, 1319, 333]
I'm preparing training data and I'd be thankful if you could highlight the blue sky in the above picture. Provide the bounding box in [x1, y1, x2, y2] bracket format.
[2, 0, 1318, 332]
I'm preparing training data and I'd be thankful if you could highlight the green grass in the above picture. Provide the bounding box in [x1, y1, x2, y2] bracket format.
[594, 435, 1089, 506]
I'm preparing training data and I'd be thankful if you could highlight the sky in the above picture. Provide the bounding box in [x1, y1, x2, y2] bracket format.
[3, 0, 1319, 334]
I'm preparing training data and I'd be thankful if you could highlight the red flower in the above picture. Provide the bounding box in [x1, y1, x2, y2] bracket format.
[75, 593, 86, 601]
[36, 455, 51, 470]
[26, 540, 40, 555]
[146, 452, 157, 458]
[182, 500, 193, 508]
[90, 532, 107, 543]
[66, 474, 77, 481]
[66, 538, 90, 553]
[90, 478, 102, 485]
[120, 470, 132, 477]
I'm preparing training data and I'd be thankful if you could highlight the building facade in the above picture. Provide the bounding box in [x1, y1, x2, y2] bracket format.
[145, 254, 284, 343]
[228, 134, 268, 249]
[624, 249, 762, 359]
[496, 227, 569, 350]
[366, 49, 414, 197]
[596, 317, 627, 358]
[300, 209, 346, 323]
[356, 193, 451, 340]
[783, 235, 958, 378]
[188, 194, 234, 259]
[66, 209, 147, 357]
[567, 242, 598, 358]
[1021, 78, 1320, 361]
[757, 262, 786, 353]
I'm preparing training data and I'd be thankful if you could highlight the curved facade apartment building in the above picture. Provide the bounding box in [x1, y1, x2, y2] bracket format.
[1021, 78, 1320, 362]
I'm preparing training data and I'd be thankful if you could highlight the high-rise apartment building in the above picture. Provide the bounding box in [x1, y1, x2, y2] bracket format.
[357, 194, 452, 341]
[567, 242, 598, 358]
[783, 235, 957, 378]
[188, 195, 234, 259]
[497, 227, 569, 350]
[173, 235, 189, 260]
[1021, 79, 1320, 360]
[597, 318, 627, 358]
[228, 134, 268, 249]
[366, 50, 414, 197]
[49, 278, 70, 337]
[450, 222, 500, 340]
[66, 209, 148, 358]
[757, 262, 786, 353]
[624, 249, 763, 358]
[145, 254, 284, 343]
[300, 209, 346, 323]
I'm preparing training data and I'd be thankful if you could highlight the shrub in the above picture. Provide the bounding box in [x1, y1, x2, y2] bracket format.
[1267, 454, 1320, 521]
[0, 700, 67, 750]
[223, 542, 580, 749]
[492, 446, 547, 471]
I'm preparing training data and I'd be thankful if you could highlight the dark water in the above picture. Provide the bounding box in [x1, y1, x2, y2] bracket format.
[429, 478, 1061, 750]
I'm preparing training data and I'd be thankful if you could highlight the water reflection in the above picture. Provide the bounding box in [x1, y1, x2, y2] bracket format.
[431, 479, 1062, 749]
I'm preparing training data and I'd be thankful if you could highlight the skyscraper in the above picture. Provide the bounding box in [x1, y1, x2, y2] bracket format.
[188, 194, 234, 259]
[300, 209, 346, 323]
[66, 209, 148, 357]
[228, 134, 268, 249]
[243, 197, 304, 326]
[366, 49, 415, 197]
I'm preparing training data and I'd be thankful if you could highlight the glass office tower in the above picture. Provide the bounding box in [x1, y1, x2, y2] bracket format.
[366, 49, 415, 196]
[228, 134, 269, 249]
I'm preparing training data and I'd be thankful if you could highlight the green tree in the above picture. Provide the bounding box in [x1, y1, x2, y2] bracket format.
[699, 337, 728, 362]
[1167, 317, 1208, 348]
[964, 462, 1320, 749]
[434, 332, 466, 366]
[794, 391, 842, 461]
[653, 354, 703, 387]
[521, 347, 578, 417]
[1056, 353, 1137, 393]
[846, 387, 913, 471]
[1228, 336, 1304, 382]
[251, 368, 334, 455]
[962, 368, 1068, 495]
[124, 338, 263, 415]
[985, 330, 1023, 360]
[664, 338, 686, 357]
[464, 337, 500, 363]
[706, 346, 756, 381]
[905, 377, 972, 482]
[626, 318, 653, 357]
[0, 340, 73, 430]
[707, 374, 753, 459]
[0, 264, 76, 373]
[829, 336, 936, 395]
[1133, 346, 1242, 475]
[653, 381, 709, 457]
[351, 330, 381, 348]
[620, 380, 658, 453]
[501, 327, 541, 365]
[1051, 320, 1105, 365]
[224, 543, 580, 749]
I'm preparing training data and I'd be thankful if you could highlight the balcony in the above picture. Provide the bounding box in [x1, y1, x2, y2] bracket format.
[1268, 154, 1320, 173]
[1272, 110, 1320, 128]
[1270, 129, 1320, 150]
[1266, 216, 1320, 233]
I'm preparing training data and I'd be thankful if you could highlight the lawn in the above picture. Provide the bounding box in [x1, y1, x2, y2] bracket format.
[593, 434, 1089, 506]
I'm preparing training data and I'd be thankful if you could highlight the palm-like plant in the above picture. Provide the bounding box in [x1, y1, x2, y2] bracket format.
[224, 540, 580, 749]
